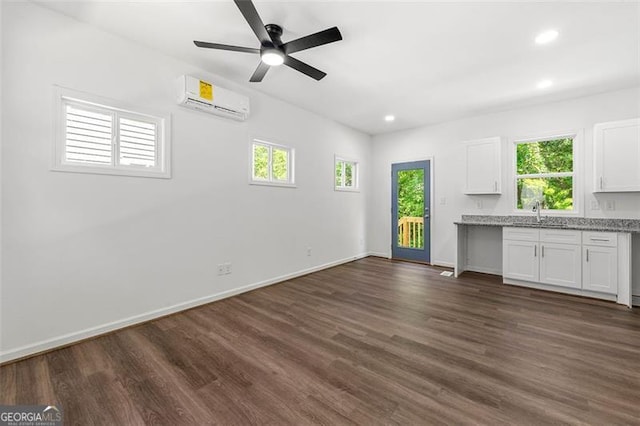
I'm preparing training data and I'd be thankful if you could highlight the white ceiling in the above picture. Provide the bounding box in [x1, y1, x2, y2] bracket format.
[38, 1, 640, 135]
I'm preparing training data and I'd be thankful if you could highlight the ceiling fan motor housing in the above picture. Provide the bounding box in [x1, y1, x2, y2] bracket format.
[264, 24, 283, 47]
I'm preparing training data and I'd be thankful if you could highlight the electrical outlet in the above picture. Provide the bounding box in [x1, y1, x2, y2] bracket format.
[307, 247, 312, 256]
[225, 262, 232, 274]
[440, 197, 447, 205]
[476, 200, 483, 209]
[590, 200, 601, 210]
[605, 200, 615, 211]
[217, 264, 225, 276]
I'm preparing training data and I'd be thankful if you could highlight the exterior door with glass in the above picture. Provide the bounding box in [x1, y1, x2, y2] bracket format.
[391, 160, 431, 262]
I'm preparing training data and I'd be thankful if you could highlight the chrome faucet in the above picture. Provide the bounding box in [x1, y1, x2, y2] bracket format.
[533, 200, 542, 223]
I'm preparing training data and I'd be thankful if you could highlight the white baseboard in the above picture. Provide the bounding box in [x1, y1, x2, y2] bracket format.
[633, 295, 640, 307]
[368, 251, 390, 259]
[0, 252, 370, 364]
[431, 260, 454, 269]
[464, 265, 502, 276]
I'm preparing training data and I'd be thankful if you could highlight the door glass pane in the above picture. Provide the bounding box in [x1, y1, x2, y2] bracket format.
[397, 169, 424, 248]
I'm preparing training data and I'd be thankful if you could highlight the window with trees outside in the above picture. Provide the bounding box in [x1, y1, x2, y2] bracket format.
[515, 137, 575, 211]
[335, 157, 358, 191]
[251, 140, 294, 186]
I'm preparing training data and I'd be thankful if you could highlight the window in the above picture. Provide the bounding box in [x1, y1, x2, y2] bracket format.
[515, 136, 575, 212]
[54, 88, 170, 178]
[335, 157, 359, 191]
[251, 139, 294, 186]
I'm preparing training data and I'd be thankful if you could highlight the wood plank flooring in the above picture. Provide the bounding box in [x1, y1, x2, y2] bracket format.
[1, 257, 639, 425]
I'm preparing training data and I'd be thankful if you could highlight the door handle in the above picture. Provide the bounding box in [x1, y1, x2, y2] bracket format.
[541, 245, 545, 258]
[534, 245, 537, 257]
[586, 249, 589, 262]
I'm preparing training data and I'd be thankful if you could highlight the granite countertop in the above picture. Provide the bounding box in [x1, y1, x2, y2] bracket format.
[455, 215, 640, 233]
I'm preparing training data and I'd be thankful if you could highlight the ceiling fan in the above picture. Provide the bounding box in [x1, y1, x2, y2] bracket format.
[194, 0, 342, 82]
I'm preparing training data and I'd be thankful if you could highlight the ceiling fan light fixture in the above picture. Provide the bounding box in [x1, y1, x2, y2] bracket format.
[261, 49, 285, 66]
[535, 29, 559, 45]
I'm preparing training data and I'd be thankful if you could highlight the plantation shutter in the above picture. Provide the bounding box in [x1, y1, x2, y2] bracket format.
[64, 104, 113, 164]
[118, 117, 157, 168]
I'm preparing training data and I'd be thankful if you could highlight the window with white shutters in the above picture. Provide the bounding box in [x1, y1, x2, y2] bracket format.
[54, 88, 170, 178]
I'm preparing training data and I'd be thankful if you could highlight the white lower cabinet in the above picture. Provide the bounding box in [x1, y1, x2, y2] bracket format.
[503, 228, 618, 296]
[503, 240, 539, 282]
[583, 246, 618, 294]
[539, 243, 581, 289]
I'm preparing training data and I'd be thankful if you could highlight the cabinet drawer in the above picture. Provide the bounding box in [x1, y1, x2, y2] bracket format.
[503, 227, 539, 242]
[540, 229, 581, 245]
[582, 232, 617, 247]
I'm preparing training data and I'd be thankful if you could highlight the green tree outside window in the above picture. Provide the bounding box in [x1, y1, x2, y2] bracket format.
[516, 138, 573, 210]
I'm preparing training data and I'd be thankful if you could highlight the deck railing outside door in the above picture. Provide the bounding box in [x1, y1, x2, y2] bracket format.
[397, 216, 424, 248]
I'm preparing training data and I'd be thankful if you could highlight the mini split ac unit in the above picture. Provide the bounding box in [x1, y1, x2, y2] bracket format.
[177, 75, 250, 121]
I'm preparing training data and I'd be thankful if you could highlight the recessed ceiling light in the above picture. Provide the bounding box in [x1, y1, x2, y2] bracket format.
[535, 30, 559, 45]
[384, 115, 395, 122]
[537, 79, 553, 89]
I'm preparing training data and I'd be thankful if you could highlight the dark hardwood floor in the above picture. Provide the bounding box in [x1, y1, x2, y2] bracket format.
[2, 257, 639, 425]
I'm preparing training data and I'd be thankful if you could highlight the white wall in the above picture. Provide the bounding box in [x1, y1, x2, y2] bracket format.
[370, 86, 640, 268]
[0, 2, 371, 361]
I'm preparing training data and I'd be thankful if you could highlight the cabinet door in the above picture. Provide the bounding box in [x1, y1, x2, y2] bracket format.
[464, 137, 501, 194]
[583, 246, 618, 294]
[503, 240, 538, 282]
[594, 118, 640, 192]
[539, 243, 582, 289]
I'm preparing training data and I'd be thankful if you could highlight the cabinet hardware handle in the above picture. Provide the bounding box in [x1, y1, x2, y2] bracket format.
[586, 249, 589, 262]
[590, 238, 609, 242]
[534, 245, 537, 257]
[541, 245, 545, 257]
[600, 176, 603, 190]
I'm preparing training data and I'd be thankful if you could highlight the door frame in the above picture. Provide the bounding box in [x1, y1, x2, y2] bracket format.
[390, 156, 434, 263]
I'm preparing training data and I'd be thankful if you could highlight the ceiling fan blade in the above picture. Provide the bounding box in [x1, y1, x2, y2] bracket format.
[282, 27, 342, 55]
[250, 61, 270, 82]
[283, 56, 326, 81]
[194, 41, 259, 54]
[233, 0, 273, 45]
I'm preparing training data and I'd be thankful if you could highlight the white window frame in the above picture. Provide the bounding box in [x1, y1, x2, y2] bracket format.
[52, 86, 171, 179]
[511, 130, 582, 216]
[249, 138, 295, 187]
[334, 156, 359, 192]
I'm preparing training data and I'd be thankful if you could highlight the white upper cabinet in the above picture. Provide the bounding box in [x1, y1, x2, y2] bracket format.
[464, 137, 501, 194]
[594, 118, 640, 192]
